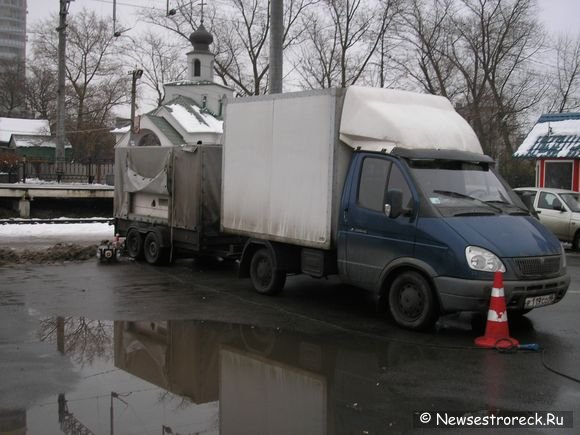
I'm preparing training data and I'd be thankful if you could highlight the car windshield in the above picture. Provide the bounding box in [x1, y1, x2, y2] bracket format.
[408, 159, 523, 217]
[560, 193, 580, 212]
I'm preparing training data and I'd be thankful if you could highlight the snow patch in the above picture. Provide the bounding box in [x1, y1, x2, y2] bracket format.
[0, 222, 113, 239]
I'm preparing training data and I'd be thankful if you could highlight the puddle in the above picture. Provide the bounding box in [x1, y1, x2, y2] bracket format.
[1, 316, 574, 435]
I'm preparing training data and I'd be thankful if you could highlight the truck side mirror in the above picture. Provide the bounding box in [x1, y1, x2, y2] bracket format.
[385, 189, 403, 218]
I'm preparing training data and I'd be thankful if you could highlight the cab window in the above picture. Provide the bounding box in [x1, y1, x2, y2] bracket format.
[357, 158, 413, 213]
[357, 158, 391, 212]
[387, 164, 413, 210]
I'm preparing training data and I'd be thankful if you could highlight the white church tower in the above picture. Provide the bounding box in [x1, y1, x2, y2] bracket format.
[187, 23, 214, 82]
[162, 16, 233, 118]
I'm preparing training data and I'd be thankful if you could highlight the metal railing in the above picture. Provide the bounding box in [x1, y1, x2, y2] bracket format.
[6, 158, 115, 185]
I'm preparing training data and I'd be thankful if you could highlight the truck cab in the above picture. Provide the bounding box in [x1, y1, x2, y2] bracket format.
[338, 148, 569, 329]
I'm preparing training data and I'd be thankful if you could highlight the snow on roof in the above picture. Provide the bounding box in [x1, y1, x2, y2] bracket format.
[164, 79, 233, 91]
[340, 86, 483, 154]
[514, 113, 580, 158]
[0, 118, 50, 143]
[110, 125, 130, 134]
[166, 98, 223, 134]
[11, 135, 72, 149]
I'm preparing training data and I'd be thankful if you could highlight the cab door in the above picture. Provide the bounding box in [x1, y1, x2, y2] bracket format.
[342, 155, 417, 290]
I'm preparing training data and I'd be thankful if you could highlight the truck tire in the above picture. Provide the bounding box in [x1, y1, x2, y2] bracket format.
[250, 248, 286, 295]
[143, 232, 170, 265]
[388, 271, 438, 330]
[126, 228, 144, 259]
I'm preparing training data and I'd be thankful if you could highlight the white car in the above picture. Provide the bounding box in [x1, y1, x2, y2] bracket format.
[514, 187, 580, 249]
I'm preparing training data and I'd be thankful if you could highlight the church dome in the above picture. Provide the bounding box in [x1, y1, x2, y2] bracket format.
[189, 23, 213, 52]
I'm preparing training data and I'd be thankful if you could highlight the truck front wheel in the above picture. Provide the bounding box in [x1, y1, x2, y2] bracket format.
[143, 232, 170, 265]
[126, 228, 144, 259]
[250, 248, 286, 295]
[388, 271, 438, 330]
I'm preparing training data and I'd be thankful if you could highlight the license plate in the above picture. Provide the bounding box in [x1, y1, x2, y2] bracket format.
[524, 294, 556, 309]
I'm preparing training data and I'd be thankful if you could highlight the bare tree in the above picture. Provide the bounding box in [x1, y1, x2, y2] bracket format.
[294, 15, 341, 88]
[30, 8, 130, 159]
[141, 0, 315, 96]
[548, 34, 580, 113]
[0, 61, 26, 116]
[395, 0, 458, 97]
[295, 0, 401, 89]
[125, 34, 187, 108]
[25, 63, 58, 121]
[40, 317, 113, 367]
[450, 0, 546, 156]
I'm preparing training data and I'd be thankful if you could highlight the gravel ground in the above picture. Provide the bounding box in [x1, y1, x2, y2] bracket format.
[0, 243, 99, 265]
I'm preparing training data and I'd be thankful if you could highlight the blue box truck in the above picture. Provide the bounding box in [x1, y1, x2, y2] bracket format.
[222, 87, 570, 330]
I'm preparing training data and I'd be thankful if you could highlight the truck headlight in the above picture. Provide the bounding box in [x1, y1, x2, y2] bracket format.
[465, 246, 505, 272]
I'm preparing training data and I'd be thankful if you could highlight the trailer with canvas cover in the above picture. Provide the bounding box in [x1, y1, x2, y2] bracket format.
[114, 144, 241, 264]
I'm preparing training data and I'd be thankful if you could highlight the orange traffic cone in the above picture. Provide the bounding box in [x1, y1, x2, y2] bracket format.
[475, 272, 519, 349]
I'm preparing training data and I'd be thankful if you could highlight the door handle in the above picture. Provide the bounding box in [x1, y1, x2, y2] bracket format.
[343, 208, 349, 224]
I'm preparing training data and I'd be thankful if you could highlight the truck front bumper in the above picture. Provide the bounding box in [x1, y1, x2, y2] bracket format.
[435, 274, 570, 313]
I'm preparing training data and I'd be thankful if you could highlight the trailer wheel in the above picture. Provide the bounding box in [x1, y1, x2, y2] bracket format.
[250, 248, 286, 295]
[143, 232, 169, 265]
[126, 228, 144, 259]
[388, 271, 438, 331]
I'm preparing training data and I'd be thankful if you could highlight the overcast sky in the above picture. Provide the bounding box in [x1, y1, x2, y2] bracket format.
[26, 0, 580, 37]
[23, 0, 579, 117]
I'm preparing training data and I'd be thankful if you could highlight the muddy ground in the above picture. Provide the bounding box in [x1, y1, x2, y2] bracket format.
[0, 243, 98, 265]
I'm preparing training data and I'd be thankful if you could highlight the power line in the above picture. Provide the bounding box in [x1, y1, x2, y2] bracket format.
[86, 0, 162, 11]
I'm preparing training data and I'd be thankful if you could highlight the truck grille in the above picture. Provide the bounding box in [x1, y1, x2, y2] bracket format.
[514, 256, 561, 278]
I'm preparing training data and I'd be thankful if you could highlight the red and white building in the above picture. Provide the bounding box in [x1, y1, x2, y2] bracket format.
[514, 113, 580, 191]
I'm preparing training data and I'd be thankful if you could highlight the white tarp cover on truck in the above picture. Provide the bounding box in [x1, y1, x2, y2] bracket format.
[115, 145, 222, 234]
[339, 86, 483, 154]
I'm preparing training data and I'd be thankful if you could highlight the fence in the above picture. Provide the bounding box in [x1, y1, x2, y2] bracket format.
[3, 159, 115, 185]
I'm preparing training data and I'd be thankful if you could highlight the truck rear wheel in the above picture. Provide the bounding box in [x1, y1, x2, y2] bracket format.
[250, 248, 286, 295]
[126, 228, 144, 259]
[388, 271, 438, 330]
[143, 232, 170, 265]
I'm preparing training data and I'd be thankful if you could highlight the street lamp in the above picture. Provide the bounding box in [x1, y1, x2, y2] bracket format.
[167, 0, 177, 16]
[128, 69, 144, 144]
[110, 391, 129, 435]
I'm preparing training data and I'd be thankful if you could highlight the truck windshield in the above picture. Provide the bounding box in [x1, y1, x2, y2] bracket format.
[408, 159, 526, 217]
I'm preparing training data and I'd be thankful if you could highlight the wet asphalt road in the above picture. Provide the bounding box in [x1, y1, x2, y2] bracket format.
[0, 254, 579, 434]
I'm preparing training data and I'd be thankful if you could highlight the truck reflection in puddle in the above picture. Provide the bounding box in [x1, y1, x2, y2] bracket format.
[24, 317, 560, 435]
[114, 320, 442, 435]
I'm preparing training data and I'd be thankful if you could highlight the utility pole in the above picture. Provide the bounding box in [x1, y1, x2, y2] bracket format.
[56, 0, 73, 182]
[269, 0, 283, 93]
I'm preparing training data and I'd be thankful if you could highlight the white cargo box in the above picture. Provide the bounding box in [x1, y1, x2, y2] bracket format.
[221, 87, 482, 249]
[221, 89, 351, 250]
